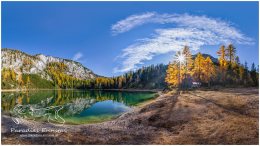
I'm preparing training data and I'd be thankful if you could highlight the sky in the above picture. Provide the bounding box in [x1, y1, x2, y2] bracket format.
[2, 1, 259, 77]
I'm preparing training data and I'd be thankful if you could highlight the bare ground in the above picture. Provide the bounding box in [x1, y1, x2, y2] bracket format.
[1, 88, 259, 144]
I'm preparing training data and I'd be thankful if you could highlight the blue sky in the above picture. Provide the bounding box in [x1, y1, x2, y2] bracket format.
[2, 1, 259, 77]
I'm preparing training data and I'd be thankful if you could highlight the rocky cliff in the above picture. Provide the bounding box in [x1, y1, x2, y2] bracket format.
[1, 48, 96, 80]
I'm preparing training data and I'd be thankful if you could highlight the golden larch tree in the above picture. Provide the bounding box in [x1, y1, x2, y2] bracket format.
[192, 53, 205, 82]
[182, 46, 193, 77]
[17, 73, 24, 88]
[10, 69, 16, 81]
[217, 45, 228, 83]
[165, 62, 179, 87]
[165, 48, 192, 88]
[26, 76, 31, 89]
[203, 57, 216, 87]
[2, 69, 10, 81]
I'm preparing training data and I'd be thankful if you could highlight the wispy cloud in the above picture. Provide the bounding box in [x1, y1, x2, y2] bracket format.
[111, 12, 157, 35]
[112, 12, 253, 73]
[73, 52, 83, 61]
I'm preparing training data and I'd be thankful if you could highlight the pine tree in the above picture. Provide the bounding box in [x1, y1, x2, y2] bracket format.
[250, 63, 258, 86]
[225, 44, 237, 84]
[226, 44, 236, 65]
[239, 65, 245, 83]
[232, 56, 241, 84]
[243, 61, 253, 86]
[235, 56, 240, 65]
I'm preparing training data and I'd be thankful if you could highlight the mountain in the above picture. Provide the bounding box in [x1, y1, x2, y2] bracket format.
[119, 64, 167, 89]
[118, 54, 218, 89]
[1, 48, 98, 89]
[192, 53, 219, 64]
[113, 53, 218, 89]
[2, 48, 96, 80]
[1, 48, 219, 90]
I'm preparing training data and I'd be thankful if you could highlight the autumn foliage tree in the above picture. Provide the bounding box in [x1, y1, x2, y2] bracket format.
[165, 44, 256, 89]
[192, 53, 205, 82]
[26, 76, 30, 89]
[217, 45, 228, 83]
[1, 44, 257, 90]
[165, 62, 179, 88]
[165, 46, 193, 88]
[203, 57, 216, 87]
[17, 73, 24, 88]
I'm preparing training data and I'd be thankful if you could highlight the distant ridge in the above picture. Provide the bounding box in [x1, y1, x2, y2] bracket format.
[1, 48, 97, 80]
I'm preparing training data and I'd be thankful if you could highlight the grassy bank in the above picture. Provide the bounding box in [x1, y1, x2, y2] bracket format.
[2, 87, 258, 144]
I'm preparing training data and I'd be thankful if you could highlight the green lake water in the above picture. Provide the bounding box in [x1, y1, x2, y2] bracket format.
[1, 90, 156, 124]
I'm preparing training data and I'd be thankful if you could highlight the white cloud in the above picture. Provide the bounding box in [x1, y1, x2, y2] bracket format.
[73, 52, 83, 61]
[112, 13, 253, 73]
[111, 12, 157, 35]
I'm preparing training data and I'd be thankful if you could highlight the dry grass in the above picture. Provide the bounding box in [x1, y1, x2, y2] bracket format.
[172, 88, 259, 144]
[2, 88, 258, 144]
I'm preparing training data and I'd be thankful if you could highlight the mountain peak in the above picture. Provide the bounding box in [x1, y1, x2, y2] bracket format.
[192, 53, 218, 63]
[1, 48, 97, 80]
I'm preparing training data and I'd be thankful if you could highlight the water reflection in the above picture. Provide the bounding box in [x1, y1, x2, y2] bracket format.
[2, 90, 155, 124]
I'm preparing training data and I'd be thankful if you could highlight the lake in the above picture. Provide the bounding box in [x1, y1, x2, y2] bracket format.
[1, 90, 156, 124]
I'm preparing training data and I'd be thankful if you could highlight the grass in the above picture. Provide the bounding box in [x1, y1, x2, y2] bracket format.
[1, 87, 258, 144]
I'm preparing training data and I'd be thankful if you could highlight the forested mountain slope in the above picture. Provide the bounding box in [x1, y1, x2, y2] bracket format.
[1, 48, 220, 89]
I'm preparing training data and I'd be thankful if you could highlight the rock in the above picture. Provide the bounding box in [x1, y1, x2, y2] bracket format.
[1, 48, 97, 80]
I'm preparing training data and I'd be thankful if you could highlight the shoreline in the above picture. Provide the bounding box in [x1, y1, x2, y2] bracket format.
[1, 90, 164, 126]
[1, 88, 162, 92]
[1, 87, 258, 144]
[1, 90, 161, 126]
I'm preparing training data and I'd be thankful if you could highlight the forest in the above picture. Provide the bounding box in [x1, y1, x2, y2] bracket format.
[1, 44, 258, 90]
[165, 44, 259, 89]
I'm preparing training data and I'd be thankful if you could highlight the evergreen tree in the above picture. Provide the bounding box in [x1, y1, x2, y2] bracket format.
[239, 65, 245, 84]
[243, 61, 253, 86]
[225, 44, 237, 84]
[226, 44, 237, 65]
[250, 63, 258, 86]
[233, 56, 241, 84]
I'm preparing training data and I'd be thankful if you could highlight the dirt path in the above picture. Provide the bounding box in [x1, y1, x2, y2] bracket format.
[1, 88, 258, 144]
